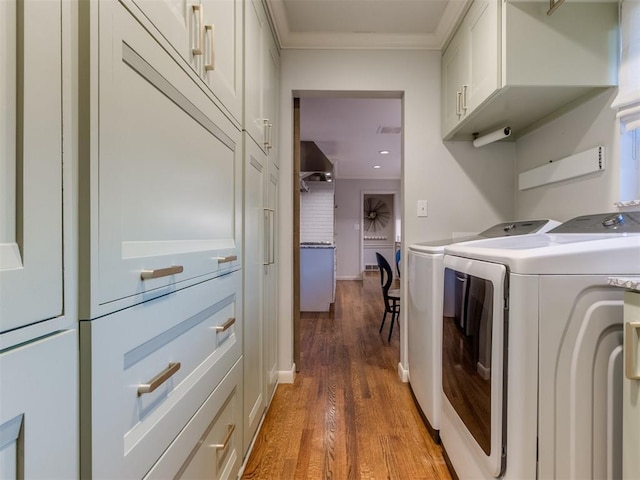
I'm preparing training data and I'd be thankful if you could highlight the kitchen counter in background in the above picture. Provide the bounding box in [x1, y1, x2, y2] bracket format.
[300, 245, 336, 312]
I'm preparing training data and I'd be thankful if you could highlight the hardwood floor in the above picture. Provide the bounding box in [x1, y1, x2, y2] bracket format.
[242, 274, 452, 479]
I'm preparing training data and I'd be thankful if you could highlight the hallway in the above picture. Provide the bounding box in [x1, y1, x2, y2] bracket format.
[242, 274, 451, 479]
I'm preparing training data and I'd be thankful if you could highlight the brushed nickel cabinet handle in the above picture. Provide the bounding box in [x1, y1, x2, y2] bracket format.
[625, 321, 640, 380]
[192, 4, 204, 56]
[137, 362, 181, 396]
[461, 84, 468, 112]
[204, 24, 215, 71]
[215, 317, 236, 333]
[217, 255, 237, 264]
[210, 424, 235, 451]
[140, 265, 184, 280]
[456, 91, 462, 116]
[263, 119, 271, 148]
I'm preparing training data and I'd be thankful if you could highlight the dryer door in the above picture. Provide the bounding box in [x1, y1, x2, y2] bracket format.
[442, 255, 507, 477]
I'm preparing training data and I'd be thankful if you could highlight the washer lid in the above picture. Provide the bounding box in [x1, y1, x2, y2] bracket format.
[408, 219, 559, 254]
[445, 232, 640, 275]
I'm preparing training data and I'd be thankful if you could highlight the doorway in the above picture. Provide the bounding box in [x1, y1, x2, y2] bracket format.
[293, 94, 403, 368]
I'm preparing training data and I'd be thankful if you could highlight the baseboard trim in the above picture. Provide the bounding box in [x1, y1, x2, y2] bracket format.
[336, 275, 362, 281]
[397, 361, 409, 382]
[278, 363, 296, 384]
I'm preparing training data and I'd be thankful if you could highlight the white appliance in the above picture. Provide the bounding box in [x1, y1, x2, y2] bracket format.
[440, 212, 640, 480]
[621, 284, 640, 480]
[407, 219, 559, 440]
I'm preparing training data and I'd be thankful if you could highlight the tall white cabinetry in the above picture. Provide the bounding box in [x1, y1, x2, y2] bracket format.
[79, 0, 244, 477]
[244, 0, 280, 162]
[242, 133, 279, 455]
[441, 0, 618, 139]
[0, 0, 77, 478]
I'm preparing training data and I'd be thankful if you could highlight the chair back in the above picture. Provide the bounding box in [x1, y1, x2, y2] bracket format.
[375, 253, 393, 296]
[395, 249, 401, 278]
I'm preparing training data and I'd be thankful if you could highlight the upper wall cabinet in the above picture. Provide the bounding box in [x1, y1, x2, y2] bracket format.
[441, 0, 618, 140]
[0, 0, 63, 334]
[130, 0, 243, 124]
[244, 0, 280, 161]
[79, 0, 242, 319]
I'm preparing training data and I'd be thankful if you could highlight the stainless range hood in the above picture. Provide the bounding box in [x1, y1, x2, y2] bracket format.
[300, 141, 334, 183]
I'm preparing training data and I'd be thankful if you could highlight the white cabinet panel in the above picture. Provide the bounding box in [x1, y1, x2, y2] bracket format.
[0, 330, 77, 479]
[243, 0, 279, 158]
[81, 272, 242, 479]
[243, 135, 265, 454]
[201, 0, 243, 122]
[264, 159, 279, 401]
[82, 0, 242, 317]
[131, 0, 199, 70]
[0, 0, 63, 332]
[132, 0, 243, 122]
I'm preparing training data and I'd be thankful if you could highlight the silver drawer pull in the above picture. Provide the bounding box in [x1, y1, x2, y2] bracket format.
[137, 362, 181, 396]
[192, 4, 204, 56]
[217, 255, 237, 264]
[140, 265, 184, 280]
[204, 24, 215, 71]
[210, 424, 235, 451]
[215, 317, 236, 333]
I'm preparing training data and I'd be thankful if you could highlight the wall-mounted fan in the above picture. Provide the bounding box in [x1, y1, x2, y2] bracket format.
[363, 197, 390, 232]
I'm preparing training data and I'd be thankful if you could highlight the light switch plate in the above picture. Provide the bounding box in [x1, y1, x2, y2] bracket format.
[417, 200, 428, 217]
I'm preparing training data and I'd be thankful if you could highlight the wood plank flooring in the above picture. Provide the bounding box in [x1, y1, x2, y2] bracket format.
[242, 274, 452, 479]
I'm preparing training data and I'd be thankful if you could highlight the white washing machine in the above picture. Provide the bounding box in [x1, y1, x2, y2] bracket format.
[440, 212, 640, 480]
[407, 219, 559, 441]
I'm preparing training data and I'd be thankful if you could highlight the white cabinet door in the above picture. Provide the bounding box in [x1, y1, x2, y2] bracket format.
[242, 134, 265, 455]
[263, 30, 280, 161]
[0, 330, 77, 479]
[84, 0, 242, 317]
[244, 0, 267, 148]
[0, 0, 63, 333]
[201, 0, 243, 122]
[131, 0, 201, 71]
[441, 30, 467, 136]
[464, 0, 499, 113]
[264, 159, 279, 402]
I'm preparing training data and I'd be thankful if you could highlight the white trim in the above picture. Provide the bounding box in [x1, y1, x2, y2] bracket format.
[336, 275, 362, 281]
[397, 361, 409, 383]
[277, 363, 296, 384]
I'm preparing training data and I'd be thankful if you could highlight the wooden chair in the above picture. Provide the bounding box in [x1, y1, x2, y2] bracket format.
[376, 252, 400, 341]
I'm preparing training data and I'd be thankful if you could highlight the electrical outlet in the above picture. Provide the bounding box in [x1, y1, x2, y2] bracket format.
[417, 200, 428, 217]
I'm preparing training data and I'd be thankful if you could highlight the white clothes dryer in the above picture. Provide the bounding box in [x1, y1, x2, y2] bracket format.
[407, 219, 559, 441]
[440, 212, 640, 480]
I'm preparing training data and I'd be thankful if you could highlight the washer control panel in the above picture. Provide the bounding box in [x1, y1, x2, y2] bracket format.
[549, 211, 640, 233]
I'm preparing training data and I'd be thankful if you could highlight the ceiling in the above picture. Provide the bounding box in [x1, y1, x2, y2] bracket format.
[278, 0, 470, 182]
[265, 0, 470, 50]
[300, 97, 402, 180]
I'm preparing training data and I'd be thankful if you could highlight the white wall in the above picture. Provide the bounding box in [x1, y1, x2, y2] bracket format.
[300, 182, 334, 243]
[278, 49, 515, 374]
[515, 89, 623, 221]
[335, 179, 400, 279]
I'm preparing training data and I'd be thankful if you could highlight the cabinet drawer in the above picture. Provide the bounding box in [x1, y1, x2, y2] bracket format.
[83, 0, 242, 318]
[0, 330, 77, 479]
[145, 357, 243, 479]
[81, 271, 242, 479]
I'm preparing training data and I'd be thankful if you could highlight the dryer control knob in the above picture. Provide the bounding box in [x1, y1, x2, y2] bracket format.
[503, 223, 516, 232]
[602, 213, 625, 228]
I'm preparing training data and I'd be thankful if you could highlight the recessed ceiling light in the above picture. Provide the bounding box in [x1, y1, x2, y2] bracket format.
[379, 150, 390, 155]
[373, 165, 381, 169]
